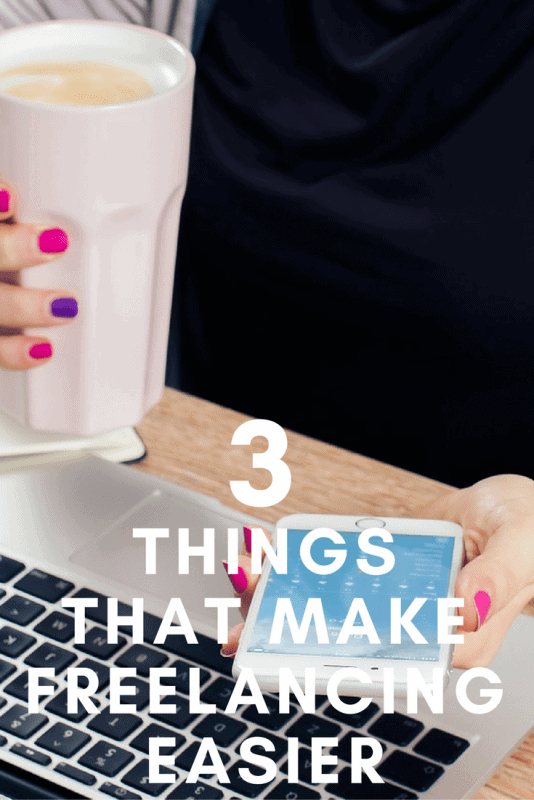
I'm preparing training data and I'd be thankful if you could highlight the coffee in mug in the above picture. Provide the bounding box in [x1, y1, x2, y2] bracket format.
[0, 61, 154, 105]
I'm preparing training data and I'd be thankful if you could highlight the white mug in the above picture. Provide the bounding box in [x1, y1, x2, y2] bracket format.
[0, 20, 195, 434]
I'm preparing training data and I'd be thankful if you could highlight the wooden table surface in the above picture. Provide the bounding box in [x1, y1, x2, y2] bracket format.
[135, 388, 534, 800]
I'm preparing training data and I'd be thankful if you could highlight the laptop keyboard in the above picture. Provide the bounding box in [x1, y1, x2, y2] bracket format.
[0, 553, 472, 799]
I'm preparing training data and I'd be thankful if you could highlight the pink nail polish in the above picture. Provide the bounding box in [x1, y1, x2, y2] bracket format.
[222, 562, 248, 593]
[474, 590, 491, 628]
[0, 189, 10, 213]
[244, 527, 252, 553]
[38, 228, 69, 254]
[29, 343, 52, 360]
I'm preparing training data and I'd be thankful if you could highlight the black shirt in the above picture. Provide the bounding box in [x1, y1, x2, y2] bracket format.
[170, 0, 534, 486]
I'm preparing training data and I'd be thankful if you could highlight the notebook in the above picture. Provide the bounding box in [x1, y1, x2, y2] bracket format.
[0, 452, 532, 800]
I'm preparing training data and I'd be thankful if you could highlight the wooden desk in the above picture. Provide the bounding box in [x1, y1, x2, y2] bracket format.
[135, 388, 534, 800]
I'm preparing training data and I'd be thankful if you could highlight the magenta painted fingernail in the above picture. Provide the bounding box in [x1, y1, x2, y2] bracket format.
[222, 561, 248, 593]
[244, 527, 252, 553]
[0, 189, 10, 213]
[51, 297, 78, 318]
[474, 591, 491, 628]
[29, 343, 52, 360]
[220, 648, 237, 658]
[38, 228, 69, 254]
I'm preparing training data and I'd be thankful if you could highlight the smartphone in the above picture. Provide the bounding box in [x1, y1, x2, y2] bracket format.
[234, 514, 464, 697]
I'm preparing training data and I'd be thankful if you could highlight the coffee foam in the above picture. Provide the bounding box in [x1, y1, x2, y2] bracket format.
[0, 61, 154, 106]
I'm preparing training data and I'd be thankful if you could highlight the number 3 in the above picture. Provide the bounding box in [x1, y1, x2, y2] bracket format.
[230, 419, 292, 507]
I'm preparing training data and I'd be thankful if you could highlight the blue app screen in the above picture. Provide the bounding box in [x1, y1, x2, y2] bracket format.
[248, 530, 455, 662]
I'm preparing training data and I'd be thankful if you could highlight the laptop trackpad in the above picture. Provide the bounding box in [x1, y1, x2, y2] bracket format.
[70, 489, 251, 632]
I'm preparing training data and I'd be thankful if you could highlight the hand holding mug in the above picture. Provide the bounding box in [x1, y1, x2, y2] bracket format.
[0, 179, 76, 370]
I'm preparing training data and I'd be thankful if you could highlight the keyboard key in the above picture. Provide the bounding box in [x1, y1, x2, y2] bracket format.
[0, 658, 16, 683]
[88, 708, 142, 741]
[266, 782, 321, 799]
[34, 611, 75, 643]
[106, 676, 150, 711]
[192, 712, 247, 747]
[77, 657, 110, 690]
[337, 732, 386, 764]
[244, 730, 287, 764]
[5, 671, 56, 703]
[161, 660, 210, 693]
[100, 781, 142, 799]
[285, 714, 341, 746]
[115, 644, 168, 676]
[79, 740, 134, 777]
[368, 713, 424, 746]
[122, 758, 176, 796]
[280, 745, 335, 785]
[37, 721, 91, 757]
[75, 626, 126, 660]
[15, 570, 73, 603]
[200, 676, 235, 709]
[10, 741, 51, 766]
[0, 556, 25, 583]
[0, 595, 44, 626]
[71, 589, 132, 626]
[0, 704, 48, 739]
[325, 700, 380, 728]
[226, 761, 274, 797]
[379, 750, 444, 792]
[167, 780, 224, 799]
[150, 695, 198, 730]
[154, 631, 233, 678]
[0, 626, 35, 657]
[130, 723, 184, 755]
[174, 741, 230, 771]
[25, 642, 77, 673]
[242, 695, 297, 731]
[46, 687, 95, 723]
[413, 727, 470, 764]
[331, 770, 418, 799]
[55, 761, 97, 786]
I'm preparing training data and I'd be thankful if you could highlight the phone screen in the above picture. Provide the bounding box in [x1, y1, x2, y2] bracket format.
[248, 530, 455, 662]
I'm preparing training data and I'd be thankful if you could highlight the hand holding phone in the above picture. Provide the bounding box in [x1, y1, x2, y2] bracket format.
[234, 515, 464, 697]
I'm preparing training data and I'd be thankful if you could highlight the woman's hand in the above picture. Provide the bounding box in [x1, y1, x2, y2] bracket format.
[0, 180, 77, 369]
[222, 475, 534, 669]
[416, 474, 534, 669]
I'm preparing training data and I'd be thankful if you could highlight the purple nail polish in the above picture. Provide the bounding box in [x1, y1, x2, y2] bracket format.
[51, 297, 78, 318]
[474, 590, 491, 627]
[244, 527, 252, 553]
[222, 562, 248, 593]
[39, 228, 69, 254]
[0, 189, 10, 213]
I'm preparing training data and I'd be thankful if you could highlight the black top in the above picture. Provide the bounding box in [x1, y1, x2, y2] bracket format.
[169, 0, 534, 486]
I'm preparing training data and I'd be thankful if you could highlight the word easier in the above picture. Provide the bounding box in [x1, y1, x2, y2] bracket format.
[133, 526, 396, 576]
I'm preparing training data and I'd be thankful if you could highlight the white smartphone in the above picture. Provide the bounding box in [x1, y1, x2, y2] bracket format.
[234, 514, 464, 697]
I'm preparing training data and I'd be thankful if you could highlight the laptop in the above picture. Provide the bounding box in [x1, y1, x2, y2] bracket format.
[0, 451, 532, 800]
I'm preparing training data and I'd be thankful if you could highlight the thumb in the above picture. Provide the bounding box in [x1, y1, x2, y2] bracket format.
[455, 555, 510, 633]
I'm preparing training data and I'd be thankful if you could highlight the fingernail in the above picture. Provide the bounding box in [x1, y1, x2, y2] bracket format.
[244, 527, 252, 553]
[474, 590, 491, 628]
[220, 648, 236, 658]
[0, 189, 10, 213]
[222, 561, 248, 593]
[51, 297, 78, 318]
[38, 228, 69, 254]
[29, 342, 52, 360]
